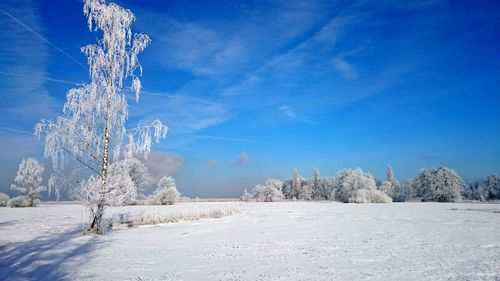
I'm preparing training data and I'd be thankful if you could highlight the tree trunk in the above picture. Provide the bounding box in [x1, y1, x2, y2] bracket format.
[88, 202, 105, 234]
[87, 127, 110, 234]
[88, 63, 114, 234]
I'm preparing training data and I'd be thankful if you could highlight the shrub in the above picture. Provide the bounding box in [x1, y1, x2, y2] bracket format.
[153, 186, 180, 205]
[0, 192, 10, 207]
[8, 196, 39, 208]
[240, 189, 252, 202]
[334, 168, 390, 203]
[152, 176, 180, 205]
[349, 189, 392, 203]
[252, 183, 283, 202]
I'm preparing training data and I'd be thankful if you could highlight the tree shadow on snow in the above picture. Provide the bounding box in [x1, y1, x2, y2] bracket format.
[0, 227, 108, 281]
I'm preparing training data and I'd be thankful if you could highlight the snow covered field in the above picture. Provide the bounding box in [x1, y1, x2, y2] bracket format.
[0, 202, 498, 280]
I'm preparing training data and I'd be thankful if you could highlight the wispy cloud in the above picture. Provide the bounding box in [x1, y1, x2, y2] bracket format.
[0, 0, 56, 126]
[279, 105, 296, 118]
[192, 134, 272, 145]
[332, 57, 357, 79]
[138, 1, 328, 80]
[0, 6, 86, 70]
[128, 91, 231, 134]
[0, 126, 33, 136]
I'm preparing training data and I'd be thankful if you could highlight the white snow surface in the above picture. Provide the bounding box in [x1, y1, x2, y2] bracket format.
[0, 202, 498, 280]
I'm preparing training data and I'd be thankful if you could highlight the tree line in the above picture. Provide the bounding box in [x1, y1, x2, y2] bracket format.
[242, 166, 499, 203]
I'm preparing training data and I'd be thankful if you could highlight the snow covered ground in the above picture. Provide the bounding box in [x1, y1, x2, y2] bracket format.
[0, 202, 498, 280]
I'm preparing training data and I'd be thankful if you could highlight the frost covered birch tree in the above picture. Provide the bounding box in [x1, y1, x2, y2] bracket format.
[35, 0, 167, 233]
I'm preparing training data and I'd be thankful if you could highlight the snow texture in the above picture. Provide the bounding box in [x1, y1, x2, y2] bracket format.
[0, 202, 498, 280]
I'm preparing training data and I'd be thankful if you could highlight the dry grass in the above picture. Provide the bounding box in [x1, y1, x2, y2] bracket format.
[110, 205, 239, 228]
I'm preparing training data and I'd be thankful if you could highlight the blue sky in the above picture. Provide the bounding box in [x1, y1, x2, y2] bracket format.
[0, 0, 499, 198]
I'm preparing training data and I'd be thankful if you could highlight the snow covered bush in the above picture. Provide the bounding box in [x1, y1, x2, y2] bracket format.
[410, 167, 464, 202]
[11, 158, 46, 207]
[106, 157, 149, 205]
[110, 158, 149, 194]
[152, 176, 180, 205]
[71, 160, 144, 207]
[349, 189, 392, 203]
[240, 189, 252, 202]
[7, 196, 40, 208]
[334, 168, 390, 203]
[482, 174, 499, 200]
[34, 0, 167, 233]
[0, 192, 9, 207]
[252, 179, 284, 202]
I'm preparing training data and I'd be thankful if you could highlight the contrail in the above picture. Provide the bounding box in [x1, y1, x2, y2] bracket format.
[193, 134, 272, 145]
[0, 8, 87, 70]
[0, 71, 84, 86]
[0, 126, 34, 136]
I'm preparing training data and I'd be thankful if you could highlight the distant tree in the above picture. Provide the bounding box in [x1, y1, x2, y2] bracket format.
[482, 174, 499, 200]
[378, 181, 394, 198]
[379, 165, 406, 201]
[298, 185, 313, 200]
[311, 168, 330, 200]
[11, 158, 46, 207]
[240, 189, 252, 202]
[108, 157, 149, 201]
[265, 178, 284, 193]
[313, 168, 320, 187]
[252, 179, 284, 202]
[152, 176, 180, 205]
[290, 169, 303, 199]
[392, 181, 411, 202]
[334, 168, 391, 203]
[35, 0, 167, 234]
[462, 180, 482, 201]
[410, 167, 464, 202]
[0, 192, 9, 207]
[282, 180, 292, 199]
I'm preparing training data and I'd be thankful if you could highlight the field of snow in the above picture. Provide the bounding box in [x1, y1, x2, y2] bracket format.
[0, 202, 498, 280]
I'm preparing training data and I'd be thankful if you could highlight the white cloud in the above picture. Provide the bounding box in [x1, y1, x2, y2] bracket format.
[140, 151, 184, 185]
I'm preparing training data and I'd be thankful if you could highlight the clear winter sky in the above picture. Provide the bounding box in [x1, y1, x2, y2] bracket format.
[0, 0, 499, 198]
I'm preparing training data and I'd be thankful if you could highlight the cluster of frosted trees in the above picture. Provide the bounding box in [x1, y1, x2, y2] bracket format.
[242, 166, 500, 203]
[1, 155, 181, 208]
